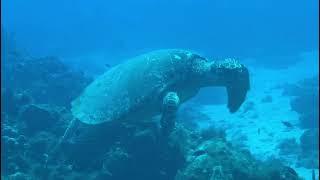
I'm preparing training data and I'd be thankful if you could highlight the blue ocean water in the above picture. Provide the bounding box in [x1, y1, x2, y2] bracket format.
[1, 0, 319, 180]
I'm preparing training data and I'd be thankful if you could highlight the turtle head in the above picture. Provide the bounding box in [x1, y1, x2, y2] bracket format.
[209, 58, 250, 113]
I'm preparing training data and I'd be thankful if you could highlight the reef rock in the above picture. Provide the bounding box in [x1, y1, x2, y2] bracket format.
[1, 89, 32, 116]
[18, 104, 60, 135]
[297, 129, 319, 169]
[300, 129, 319, 153]
[1, 54, 92, 109]
[176, 138, 302, 180]
[282, 76, 319, 129]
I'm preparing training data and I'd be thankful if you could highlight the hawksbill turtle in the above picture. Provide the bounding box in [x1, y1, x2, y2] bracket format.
[48, 49, 250, 160]
[71, 49, 250, 135]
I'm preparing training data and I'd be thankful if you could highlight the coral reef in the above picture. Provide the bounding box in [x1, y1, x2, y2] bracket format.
[282, 76, 319, 129]
[175, 132, 301, 180]
[2, 91, 302, 180]
[300, 129, 319, 153]
[1, 88, 32, 116]
[19, 104, 60, 135]
[1, 52, 92, 109]
[280, 77, 319, 171]
[297, 129, 319, 169]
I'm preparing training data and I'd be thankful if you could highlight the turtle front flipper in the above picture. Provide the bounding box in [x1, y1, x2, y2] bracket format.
[46, 118, 80, 165]
[160, 92, 180, 136]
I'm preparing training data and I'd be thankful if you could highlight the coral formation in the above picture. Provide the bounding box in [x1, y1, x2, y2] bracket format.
[1, 53, 92, 109]
[19, 104, 59, 135]
[282, 76, 319, 129]
[297, 129, 319, 169]
[175, 135, 301, 180]
[280, 77, 319, 171]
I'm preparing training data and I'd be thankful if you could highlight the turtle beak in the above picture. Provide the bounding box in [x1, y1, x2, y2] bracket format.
[226, 68, 250, 113]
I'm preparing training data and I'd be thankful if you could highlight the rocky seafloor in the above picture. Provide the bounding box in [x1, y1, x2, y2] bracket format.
[1, 38, 315, 180]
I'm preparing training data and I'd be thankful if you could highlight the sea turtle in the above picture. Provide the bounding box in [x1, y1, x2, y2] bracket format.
[70, 49, 250, 135]
[48, 49, 250, 161]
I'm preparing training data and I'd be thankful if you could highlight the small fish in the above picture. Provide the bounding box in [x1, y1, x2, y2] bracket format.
[281, 121, 294, 128]
[105, 64, 112, 68]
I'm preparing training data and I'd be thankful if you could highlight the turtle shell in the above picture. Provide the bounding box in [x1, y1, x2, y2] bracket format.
[71, 49, 202, 124]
